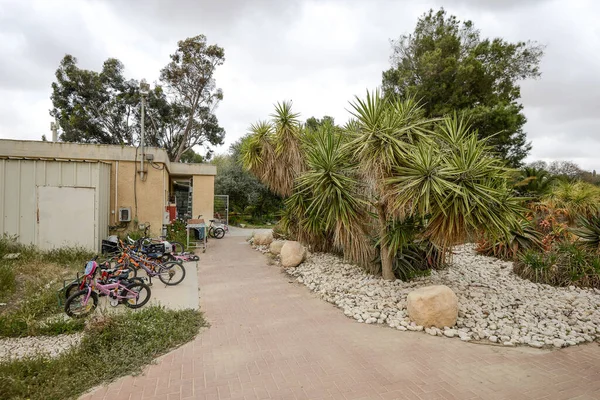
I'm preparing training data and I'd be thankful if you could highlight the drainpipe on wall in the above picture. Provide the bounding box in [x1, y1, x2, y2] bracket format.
[115, 161, 119, 225]
[139, 79, 150, 181]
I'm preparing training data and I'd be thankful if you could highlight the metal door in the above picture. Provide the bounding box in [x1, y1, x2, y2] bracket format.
[37, 186, 96, 250]
[214, 195, 229, 225]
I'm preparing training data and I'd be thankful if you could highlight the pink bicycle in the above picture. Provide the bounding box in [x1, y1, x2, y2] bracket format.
[64, 257, 152, 318]
[172, 252, 200, 262]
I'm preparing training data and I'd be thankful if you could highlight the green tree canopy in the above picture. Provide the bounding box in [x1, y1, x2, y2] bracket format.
[305, 116, 335, 132]
[213, 138, 283, 217]
[49, 35, 225, 162]
[50, 55, 139, 145]
[382, 8, 544, 166]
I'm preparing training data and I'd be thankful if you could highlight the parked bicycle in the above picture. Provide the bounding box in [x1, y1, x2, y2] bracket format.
[197, 215, 227, 239]
[116, 240, 186, 286]
[126, 224, 185, 259]
[172, 252, 200, 262]
[64, 256, 151, 318]
[63, 260, 141, 299]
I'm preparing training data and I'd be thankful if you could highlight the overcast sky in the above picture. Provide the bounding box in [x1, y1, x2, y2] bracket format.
[0, 0, 598, 169]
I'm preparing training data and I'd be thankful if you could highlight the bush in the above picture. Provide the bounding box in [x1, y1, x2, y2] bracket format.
[0, 307, 205, 400]
[373, 217, 443, 281]
[514, 243, 600, 288]
[166, 219, 189, 247]
[571, 213, 600, 253]
[477, 221, 544, 260]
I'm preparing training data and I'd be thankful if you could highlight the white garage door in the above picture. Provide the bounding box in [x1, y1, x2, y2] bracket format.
[37, 186, 96, 251]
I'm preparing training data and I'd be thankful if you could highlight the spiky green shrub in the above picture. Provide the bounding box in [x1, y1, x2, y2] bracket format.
[477, 220, 544, 260]
[572, 214, 600, 253]
[244, 93, 523, 280]
[543, 180, 600, 222]
[514, 243, 600, 288]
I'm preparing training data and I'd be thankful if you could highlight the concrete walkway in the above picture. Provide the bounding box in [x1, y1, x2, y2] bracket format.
[82, 235, 600, 400]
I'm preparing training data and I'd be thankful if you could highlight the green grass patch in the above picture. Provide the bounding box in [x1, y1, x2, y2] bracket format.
[0, 306, 206, 400]
[0, 264, 16, 301]
[0, 236, 93, 336]
[0, 286, 85, 338]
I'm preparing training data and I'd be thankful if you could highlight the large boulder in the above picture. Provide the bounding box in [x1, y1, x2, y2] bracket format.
[406, 285, 458, 329]
[280, 241, 306, 268]
[253, 231, 273, 246]
[269, 240, 285, 255]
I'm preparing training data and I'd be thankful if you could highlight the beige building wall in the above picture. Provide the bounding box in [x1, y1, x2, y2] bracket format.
[109, 161, 167, 237]
[192, 175, 215, 222]
[1, 140, 217, 241]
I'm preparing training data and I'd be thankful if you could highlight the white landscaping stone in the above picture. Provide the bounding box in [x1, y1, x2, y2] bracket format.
[3, 253, 20, 260]
[280, 241, 306, 268]
[0, 333, 83, 360]
[251, 242, 600, 349]
[444, 329, 458, 338]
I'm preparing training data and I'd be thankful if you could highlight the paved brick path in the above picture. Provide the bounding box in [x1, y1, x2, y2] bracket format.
[82, 235, 600, 400]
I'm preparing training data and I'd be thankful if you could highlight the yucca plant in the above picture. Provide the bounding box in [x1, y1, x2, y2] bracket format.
[375, 216, 442, 280]
[240, 102, 305, 197]
[240, 121, 275, 185]
[346, 91, 435, 279]
[244, 91, 523, 281]
[572, 214, 600, 253]
[477, 220, 544, 260]
[270, 101, 305, 197]
[543, 180, 600, 222]
[386, 114, 524, 262]
[284, 123, 373, 262]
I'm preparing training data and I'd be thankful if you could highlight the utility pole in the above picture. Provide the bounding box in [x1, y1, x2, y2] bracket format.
[139, 79, 150, 180]
[50, 122, 58, 142]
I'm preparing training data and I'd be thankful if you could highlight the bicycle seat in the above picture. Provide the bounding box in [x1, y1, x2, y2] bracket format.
[209, 219, 215, 222]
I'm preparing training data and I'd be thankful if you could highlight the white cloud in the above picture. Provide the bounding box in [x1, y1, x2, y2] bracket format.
[0, 0, 598, 170]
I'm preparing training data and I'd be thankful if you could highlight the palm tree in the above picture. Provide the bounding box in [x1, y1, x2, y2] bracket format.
[240, 101, 304, 198]
[346, 90, 434, 280]
[282, 124, 372, 263]
[244, 91, 522, 281]
[514, 167, 554, 198]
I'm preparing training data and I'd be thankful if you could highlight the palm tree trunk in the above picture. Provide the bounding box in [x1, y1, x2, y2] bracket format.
[377, 202, 396, 281]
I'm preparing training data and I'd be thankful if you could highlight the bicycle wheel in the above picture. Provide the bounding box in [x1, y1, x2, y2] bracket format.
[213, 227, 225, 239]
[64, 282, 80, 299]
[208, 227, 215, 238]
[113, 265, 137, 279]
[65, 290, 98, 318]
[125, 266, 138, 279]
[170, 241, 185, 255]
[158, 262, 186, 286]
[121, 282, 151, 308]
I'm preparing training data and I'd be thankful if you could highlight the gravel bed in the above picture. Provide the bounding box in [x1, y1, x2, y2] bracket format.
[260, 243, 600, 349]
[0, 333, 83, 360]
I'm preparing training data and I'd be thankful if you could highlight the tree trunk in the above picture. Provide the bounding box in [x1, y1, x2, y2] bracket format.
[173, 95, 201, 162]
[377, 202, 396, 281]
